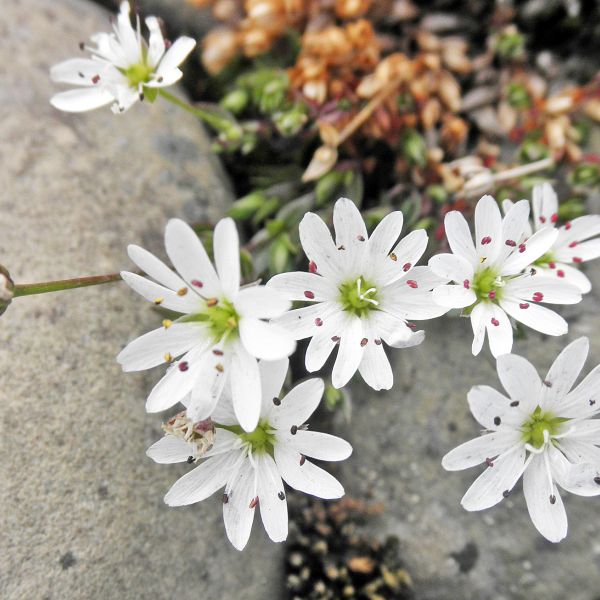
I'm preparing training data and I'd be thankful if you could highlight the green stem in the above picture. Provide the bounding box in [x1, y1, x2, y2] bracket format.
[158, 89, 235, 132]
[13, 273, 122, 298]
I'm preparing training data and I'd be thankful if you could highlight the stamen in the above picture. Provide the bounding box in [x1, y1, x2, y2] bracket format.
[331, 335, 340, 343]
[403, 263, 412, 272]
[557, 270, 565, 278]
[548, 262, 556, 269]
[304, 290, 315, 299]
[491, 318, 500, 326]
[299, 455, 306, 466]
[406, 280, 418, 289]
[309, 261, 318, 274]
[178, 361, 189, 372]
[338, 245, 345, 251]
[163, 319, 172, 328]
[290, 425, 298, 435]
[565, 221, 572, 230]
[493, 416, 501, 426]
[532, 292, 544, 302]
[485, 458, 494, 467]
[206, 298, 218, 307]
[249, 497, 259, 509]
[573, 257, 583, 263]
[518, 244, 526, 253]
[488, 290, 496, 300]
[540, 216, 547, 223]
[519, 302, 529, 309]
[78, 71, 85, 78]
[374, 339, 382, 345]
[177, 287, 188, 296]
[213, 349, 224, 356]
[551, 213, 558, 223]
[502, 490, 511, 498]
[543, 380, 552, 388]
[273, 397, 281, 406]
[187, 456, 195, 464]
[315, 318, 323, 326]
[215, 364, 224, 373]
[481, 236, 492, 245]
[569, 241, 578, 248]
[389, 252, 397, 262]
[360, 338, 368, 347]
[463, 279, 470, 289]
[594, 476, 600, 485]
[164, 352, 173, 362]
[154, 297, 163, 305]
[357, 235, 365, 241]
[505, 239, 516, 247]
[549, 495, 556, 504]
[510, 400, 519, 407]
[278, 491, 286, 500]
[191, 279, 203, 288]
[92, 74, 100, 84]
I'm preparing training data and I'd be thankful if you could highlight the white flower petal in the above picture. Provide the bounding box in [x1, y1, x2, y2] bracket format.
[540, 337, 589, 412]
[117, 323, 204, 371]
[210, 387, 238, 426]
[223, 458, 257, 550]
[561, 462, 600, 497]
[305, 330, 338, 373]
[494, 199, 530, 265]
[496, 353, 542, 412]
[442, 431, 520, 471]
[239, 318, 296, 361]
[333, 197, 368, 277]
[120, 271, 202, 313]
[503, 275, 582, 305]
[269, 378, 324, 428]
[428, 253, 474, 282]
[556, 238, 600, 262]
[532, 183, 558, 230]
[485, 303, 513, 358]
[523, 454, 567, 543]
[500, 299, 568, 337]
[562, 363, 600, 419]
[432, 284, 476, 308]
[444, 210, 477, 263]
[536, 263, 591, 294]
[164, 452, 232, 506]
[236, 286, 291, 319]
[213, 217, 240, 298]
[470, 302, 488, 356]
[299, 212, 344, 280]
[369, 310, 412, 346]
[156, 36, 196, 75]
[231, 345, 262, 432]
[357, 333, 393, 391]
[280, 430, 353, 462]
[127, 244, 188, 291]
[377, 229, 428, 285]
[50, 87, 115, 112]
[259, 358, 289, 418]
[145, 16, 166, 67]
[331, 315, 364, 388]
[186, 348, 229, 422]
[475, 194, 503, 263]
[274, 445, 344, 499]
[164, 218, 221, 298]
[256, 453, 288, 543]
[461, 445, 526, 511]
[367, 211, 404, 269]
[50, 58, 120, 86]
[467, 385, 524, 430]
[267, 272, 338, 302]
[557, 438, 600, 464]
[273, 302, 340, 340]
[501, 227, 558, 276]
[146, 435, 195, 464]
[145, 344, 211, 412]
[557, 214, 600, 245]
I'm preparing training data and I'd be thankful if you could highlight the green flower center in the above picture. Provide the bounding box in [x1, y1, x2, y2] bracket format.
[180, 298, 240, 344]
[471, 267, 503, 302]
[521, 406, 568, 449]
[219, 420, 276, 456]
[339, 277, 379, 317]
[534, 252, 556, 268]
[124, 62, 154, 88]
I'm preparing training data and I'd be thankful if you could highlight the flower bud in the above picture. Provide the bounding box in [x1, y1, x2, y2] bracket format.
[220, 89, 250, 114]
[229, 191, 267, 220]
[0, 265, 14, 316]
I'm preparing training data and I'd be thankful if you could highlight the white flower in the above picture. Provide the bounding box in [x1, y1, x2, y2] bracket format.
[147, 358, 352, 550]
[428, 194, 582, 357]
[442, 337, 600, 543]
[50, 2, 195, 113]
[267, 198, 448, 391]
[503, 183, 600, 293]
[117, 217, 295, 431]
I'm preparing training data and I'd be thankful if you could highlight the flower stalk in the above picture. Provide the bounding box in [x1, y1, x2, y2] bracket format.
[12, 273, 122, 298]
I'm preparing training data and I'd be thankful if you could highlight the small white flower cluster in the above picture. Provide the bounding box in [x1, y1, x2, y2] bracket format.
[118, 187, 600, 547]
[59, 0, 600, 550]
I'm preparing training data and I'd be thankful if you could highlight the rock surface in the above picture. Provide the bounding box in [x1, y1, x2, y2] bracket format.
[336, 257, 600, 600]
[0, 1, 282, 599]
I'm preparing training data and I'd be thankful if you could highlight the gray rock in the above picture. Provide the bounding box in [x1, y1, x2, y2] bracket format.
[0, 1, 282, 599]
[336, 262, 600, 600]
